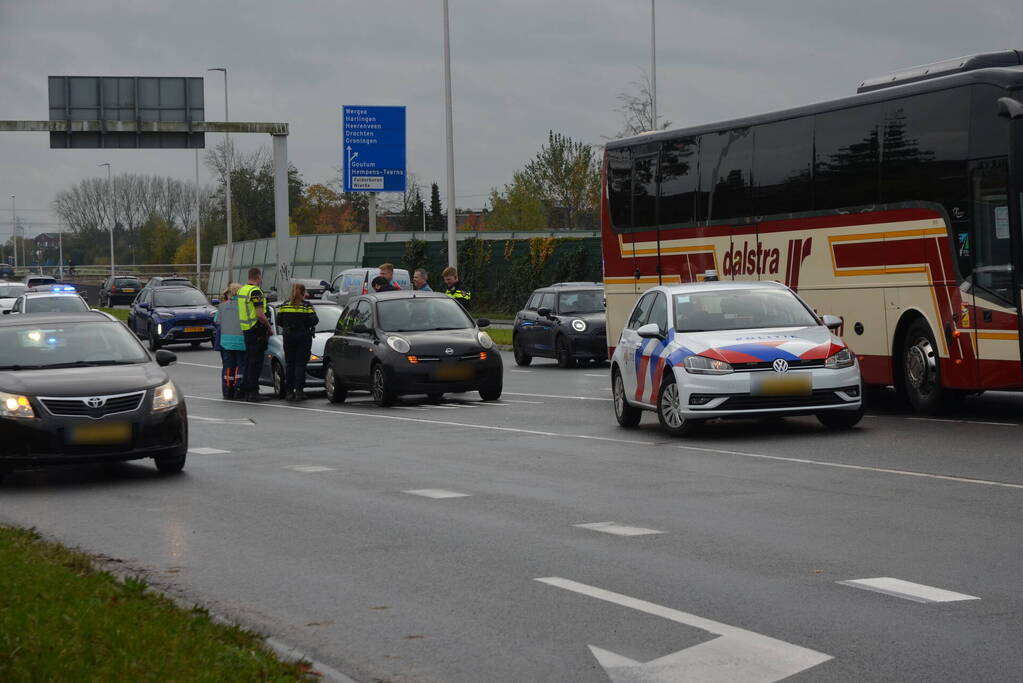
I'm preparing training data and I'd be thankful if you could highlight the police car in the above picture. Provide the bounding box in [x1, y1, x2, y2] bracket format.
[611, 281, 863, 436]
[4, 286, 90, 316]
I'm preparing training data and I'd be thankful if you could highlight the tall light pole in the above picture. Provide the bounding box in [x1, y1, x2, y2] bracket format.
[208, 68, 233, 279]
[99, 163, 114, 278]
[9, 194, 15, 271]
[651, 0, 657, 131]
[194, 148, 202, 285]
[442, 0, 457, 268]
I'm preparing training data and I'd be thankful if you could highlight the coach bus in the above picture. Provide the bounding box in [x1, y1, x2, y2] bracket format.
[601, 50, 1023, 413]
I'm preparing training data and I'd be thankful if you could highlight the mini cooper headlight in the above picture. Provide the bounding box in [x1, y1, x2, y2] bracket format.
[571, 319, 587, 333]
[825, 348, 855, 369]
[152, 381, 179, 412]
[386, 336, 411, 354]
[683, 355, 734, 375]
[0, 391, 35, 419]
[477, 331, 494, 349]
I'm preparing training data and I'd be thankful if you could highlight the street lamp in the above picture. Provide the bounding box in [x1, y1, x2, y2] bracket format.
[442, 0, 457, 268]
[651, 0, 657, 131]
[9, 194, 15, 271]
[208, 67, 233, 278]
[99, 163, 114, 278]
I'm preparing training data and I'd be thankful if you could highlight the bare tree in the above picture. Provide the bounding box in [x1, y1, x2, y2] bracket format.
[613, 71, 672, 139]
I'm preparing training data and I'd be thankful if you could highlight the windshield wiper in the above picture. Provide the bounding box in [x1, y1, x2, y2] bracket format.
[0, 364, 44, 370]
[43, 360, 137, 369]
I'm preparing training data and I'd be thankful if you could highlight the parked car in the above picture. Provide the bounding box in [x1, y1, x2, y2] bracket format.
[99, 275, 143, 307]
[0, 311, 187, 480]
[5, 289, 90, 315]
[128, 286, 216, 351]
[320, 267, 412, 308]
[24, 275, 57, 289]
[323, 290, 501, 406]
[0, 282, 29, 315]
[0, 264, 15, 280]
[137, 276, 197, 297]
[259, 301, 344, 397]
[610, 281, 863, 437]
[513, 283, 607, 368]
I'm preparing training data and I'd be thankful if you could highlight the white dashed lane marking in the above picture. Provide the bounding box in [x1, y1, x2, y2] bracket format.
[284, 465, 336, 473]
[838, 577, 980, 603]
[403, 489, 471, 499]
[574, 522, 664, 536]
[188, 447, 231, 455]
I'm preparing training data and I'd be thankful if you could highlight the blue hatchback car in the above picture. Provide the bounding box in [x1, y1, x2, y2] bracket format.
[128, 286, 217, 351]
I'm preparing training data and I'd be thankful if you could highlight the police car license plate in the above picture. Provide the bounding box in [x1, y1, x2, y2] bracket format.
[184, 326, 205, 333]
[67, 422, 131, 445]
[436, 363, 475, 381]
[752, 372, 812, 396]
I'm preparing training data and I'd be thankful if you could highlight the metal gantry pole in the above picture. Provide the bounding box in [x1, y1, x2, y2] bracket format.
[443, 0, 458, 268]
[272, 134, 292, 299]
[194, 148, 202, 285]
[209, 68, 233, 280]
[9, 194, 15, 271]
[651, 0, 657, 131]
[100, 163, 114, 277]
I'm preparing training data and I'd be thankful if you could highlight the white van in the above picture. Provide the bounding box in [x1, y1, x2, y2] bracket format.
[320, 267, 412, 308]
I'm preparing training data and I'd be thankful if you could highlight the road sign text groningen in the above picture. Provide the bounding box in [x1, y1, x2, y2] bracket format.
[342, 105, 406, 193]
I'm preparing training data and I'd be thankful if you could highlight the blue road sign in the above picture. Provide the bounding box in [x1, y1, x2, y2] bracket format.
[342, 105, 406, 193]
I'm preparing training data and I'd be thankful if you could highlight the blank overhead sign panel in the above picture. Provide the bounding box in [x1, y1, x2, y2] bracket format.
[342, 105, 406, 193]
[48, 76, 204, 149]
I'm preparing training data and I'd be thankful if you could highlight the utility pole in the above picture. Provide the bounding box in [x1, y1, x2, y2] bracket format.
[9, 194, 15, 271]
[99, 162, 114, 278]
[195, 148, 202, 285]
[443, 0, 457, 268]
[208, 68, 233, 278]
[651, 0, 657, 131]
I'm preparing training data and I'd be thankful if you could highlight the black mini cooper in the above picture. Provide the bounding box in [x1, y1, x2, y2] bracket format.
[512, 283, 607, 368]
[323, 291, 503, 406]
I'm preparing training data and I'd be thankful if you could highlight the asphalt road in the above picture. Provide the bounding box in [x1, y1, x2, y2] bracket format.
[3, 348, 1023, 682]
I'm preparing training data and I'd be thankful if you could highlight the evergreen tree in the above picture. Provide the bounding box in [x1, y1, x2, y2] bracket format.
[429, 182, 444, 231]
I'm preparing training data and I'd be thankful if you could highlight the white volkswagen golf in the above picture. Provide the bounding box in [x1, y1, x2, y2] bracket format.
[611, 281, 863, 436]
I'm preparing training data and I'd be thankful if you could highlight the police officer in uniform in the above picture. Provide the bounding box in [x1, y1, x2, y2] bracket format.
[441, 266, 472, 311]
[277, 283, 319, 402]
[236, 267, 274, 402]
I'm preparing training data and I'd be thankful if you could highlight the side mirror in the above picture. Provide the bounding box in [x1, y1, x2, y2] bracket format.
[476, 318, 491, 328]
[351, 323, 371, 335]
[139, 302, 150, 310]
[154, 349, 177, 367]
[211, 298, 220, 306]
[822, 315, 843, 331]
[636, 322, 664, 340]
[319, 280, 330, 289]
[537, 307, 552, 318]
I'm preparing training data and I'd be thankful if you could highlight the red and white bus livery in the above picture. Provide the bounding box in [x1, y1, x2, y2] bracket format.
[601, 51, 1023, 413]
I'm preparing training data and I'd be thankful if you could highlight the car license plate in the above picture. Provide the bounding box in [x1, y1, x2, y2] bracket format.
[435, 363, 475, 381]
[122, 288, 135, 293]
[67, 422, 131, 445]
[184, 326, 205, 333]
[752, 372, 812, 396]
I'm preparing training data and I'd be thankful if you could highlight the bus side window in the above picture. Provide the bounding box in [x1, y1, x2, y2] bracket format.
[969, 157, 1012, 303]
[607, 147, 632, 231]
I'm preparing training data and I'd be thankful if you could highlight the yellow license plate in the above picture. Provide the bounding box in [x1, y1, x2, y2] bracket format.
[752, 372, 812, 396]
[436, 363, 475, 381]
[184, 326, 206, 333]
[122, 288, 135, 292]
[68, 422, 132, 445]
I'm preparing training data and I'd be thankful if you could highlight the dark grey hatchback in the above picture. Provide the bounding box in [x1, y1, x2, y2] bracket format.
[512, 283, 607, 368]
[0, 311, 187, 481]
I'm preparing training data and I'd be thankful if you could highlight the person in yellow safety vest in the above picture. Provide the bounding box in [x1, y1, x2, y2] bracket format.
[236, 267, 274, 402]
[276, 283, 319, 402]
[441, 266, 472, 312]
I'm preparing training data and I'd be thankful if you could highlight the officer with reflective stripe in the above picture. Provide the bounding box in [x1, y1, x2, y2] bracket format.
[277, 283, 319, 402]
[442, 266, 472, 311]
[236, 267, 274, 402]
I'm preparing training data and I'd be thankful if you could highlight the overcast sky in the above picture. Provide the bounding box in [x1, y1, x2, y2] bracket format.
[1, 0, 1019, 240]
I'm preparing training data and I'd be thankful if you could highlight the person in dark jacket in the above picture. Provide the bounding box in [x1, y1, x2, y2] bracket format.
[442, 266, 472, 311]
[371, 275, 395, 292]
[276, 283, 319, 402]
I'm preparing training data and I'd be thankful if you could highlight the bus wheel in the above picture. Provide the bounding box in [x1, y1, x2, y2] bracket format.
[901, 319, 949, 415]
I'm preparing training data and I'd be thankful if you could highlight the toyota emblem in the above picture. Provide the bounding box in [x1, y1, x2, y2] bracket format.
[86, 397, 105, 408]
[772, 359, 789, 374]
[445, 347, 454, 356]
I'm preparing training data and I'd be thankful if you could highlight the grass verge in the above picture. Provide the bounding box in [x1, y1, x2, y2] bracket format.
[97, 306, 129, 321]
[0, 525, 315, 682]
[486, 328, 512, 347]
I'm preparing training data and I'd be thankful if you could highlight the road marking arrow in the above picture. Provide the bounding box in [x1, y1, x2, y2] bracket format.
[536, 577, 831, 683]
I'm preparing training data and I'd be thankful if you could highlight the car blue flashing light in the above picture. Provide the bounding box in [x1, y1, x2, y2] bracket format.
[52, 285, 76, 292]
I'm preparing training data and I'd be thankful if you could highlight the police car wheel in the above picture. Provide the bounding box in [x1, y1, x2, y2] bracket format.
[656, 374, 697, 437]
[324, 362, 347, 403]
[512, 335, 532, 366]
[371, 363, 396, 407]
[612, 368, 642, 428]
[272, 360, 288, 399]
[816, 407, 864, 430]
[556, 336, 576, 368]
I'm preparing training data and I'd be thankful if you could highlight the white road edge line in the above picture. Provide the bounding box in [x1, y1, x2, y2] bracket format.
[675, 444, 1023, 490]
[177, 361, 221, 368]
[574, 522, 663, 536]
[584, 373, 608, 378]
[837, 577, 980, 603]
[284, 465, 336, 473]
[505, 391, 612, 401]
[188, 447, 231, 455]
[403, 489, 471, 499]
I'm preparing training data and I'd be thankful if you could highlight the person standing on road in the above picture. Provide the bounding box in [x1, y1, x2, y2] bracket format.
[413, 268, 432, 291]
[442, 266, 472, 311]
[213, 283, 245, 399]
[277, 283, 319, 402]
[237, 267, 274, 402]
[379, 263, 401, 289]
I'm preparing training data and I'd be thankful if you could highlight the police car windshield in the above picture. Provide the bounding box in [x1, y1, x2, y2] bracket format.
[674, 289, 819, 332]
[558, 290, 604, 314]
[0, 321, 148, 370]
[377, 298, 474, 332]
[24, 296, 89, 313]
[315, 306, 343, 333]
[154, 289, 208, 307]
[0, 284, 27, 298]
